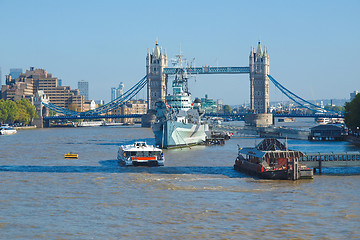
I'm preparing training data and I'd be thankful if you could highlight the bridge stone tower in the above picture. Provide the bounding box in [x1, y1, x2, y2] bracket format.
[146, 41, 168, 111]
[32, 90, 50, 128]
[246, 39, 273, 127]
[249, 39, 270, 113]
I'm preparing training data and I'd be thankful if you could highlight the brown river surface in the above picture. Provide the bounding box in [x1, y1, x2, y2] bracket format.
[1, 123, 360, 239]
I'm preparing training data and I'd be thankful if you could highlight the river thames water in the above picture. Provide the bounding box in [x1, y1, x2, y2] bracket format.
[1, 122, 360, 239]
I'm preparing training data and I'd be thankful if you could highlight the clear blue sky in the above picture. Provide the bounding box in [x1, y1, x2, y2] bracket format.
[0, 0, 359, 105]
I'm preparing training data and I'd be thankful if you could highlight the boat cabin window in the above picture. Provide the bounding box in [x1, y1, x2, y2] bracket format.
[125, 151, 160, 157]
[134, 142, 146, 147]
[173, 87, 181, 94]
[125, 152, 138, 157]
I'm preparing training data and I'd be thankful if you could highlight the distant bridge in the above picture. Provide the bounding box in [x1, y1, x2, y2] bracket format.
[163, 66, 250, 75]
[273, 113, 344, 118]
[204, 112, 344, 119]
[43, 114, 143, 121]
[43, 112, 344, 121]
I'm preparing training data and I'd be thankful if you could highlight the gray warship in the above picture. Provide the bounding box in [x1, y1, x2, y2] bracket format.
[152, 55, 209, 148]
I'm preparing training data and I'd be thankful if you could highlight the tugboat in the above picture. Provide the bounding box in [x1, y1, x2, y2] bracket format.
[117, 142, 165, 166]
[152, 54, 209, 148]
[234, 138, 313, 180]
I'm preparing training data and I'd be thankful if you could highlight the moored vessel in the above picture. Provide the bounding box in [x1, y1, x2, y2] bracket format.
[76, 121, 103, 127]
[316, 117, 330, 125]
[0, 125, 17, 135]
[234, 138, 313, 180]
[117, 142, 165, 166]
[152, 54, 209, 148]
[278, 117, 295, 122]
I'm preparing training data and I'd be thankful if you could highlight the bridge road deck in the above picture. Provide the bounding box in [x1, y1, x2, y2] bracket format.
[299, 152, 360, 174]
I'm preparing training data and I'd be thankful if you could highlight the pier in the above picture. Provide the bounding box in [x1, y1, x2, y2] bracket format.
[300, 152, 360, 174]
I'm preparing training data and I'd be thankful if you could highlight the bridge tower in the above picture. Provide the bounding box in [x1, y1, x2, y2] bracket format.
[246, 39, 273, 127]
[32, 90, 50, 128]
[249, 38, 270, 113]
[146, 41, 168, 111]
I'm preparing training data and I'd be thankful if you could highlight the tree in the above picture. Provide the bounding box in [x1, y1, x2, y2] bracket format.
[69, 103, 81, 112]
[16, 102, 29, 124]
[5, 100, 18, 124]
[21, 99, 38, 121]
[325, 105, 345, 112]
[49, 109, 57, 116]
[345, 93, 360, 132]
[223, 105, 232, 114]
[0, 99, 37, 125]
[15, 99, 37, 125]
[0, 99, 8, 124]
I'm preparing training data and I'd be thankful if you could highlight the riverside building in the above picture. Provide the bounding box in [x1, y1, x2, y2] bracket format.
[111, 100, 147, 124]
[1, 75, 34, 101]
[1, 67, 84, 111]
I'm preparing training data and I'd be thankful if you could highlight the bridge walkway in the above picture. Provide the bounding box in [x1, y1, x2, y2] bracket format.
[299, 152, 360, 174]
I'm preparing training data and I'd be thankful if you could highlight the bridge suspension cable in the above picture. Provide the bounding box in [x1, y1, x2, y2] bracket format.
[42, 75, 148, 116]
[268, 74, 336, 113]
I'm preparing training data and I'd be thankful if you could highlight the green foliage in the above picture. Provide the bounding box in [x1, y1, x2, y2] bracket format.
[5, 100, 18, 123]
[223, 105, 232, 114]
[325, 105, 345, 112]
[0, 99, 38, 125]
[345, 94, 360, 131]
[49, 109, 57, 116]
[69, 103, 81, 112]
[0, 99, 8, 123]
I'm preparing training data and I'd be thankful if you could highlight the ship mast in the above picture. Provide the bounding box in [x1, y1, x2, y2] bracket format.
[171, 53, 190, 94]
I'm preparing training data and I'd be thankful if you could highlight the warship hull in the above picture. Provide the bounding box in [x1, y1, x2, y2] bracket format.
[153, 121, 208, 148]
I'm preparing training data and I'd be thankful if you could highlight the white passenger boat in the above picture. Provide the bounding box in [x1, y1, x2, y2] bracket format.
[316, 117, 330, 125]
[117, 142, 165, 166]
[77, 121, 103, 127]
[0, 125, 17, 135]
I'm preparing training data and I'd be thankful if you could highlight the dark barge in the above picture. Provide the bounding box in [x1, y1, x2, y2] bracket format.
[234, 138, 313, 180]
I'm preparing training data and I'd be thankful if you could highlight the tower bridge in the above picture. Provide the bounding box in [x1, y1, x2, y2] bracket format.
[146, 39, 271, 127]
[38, 39, 341, 127]
[163, 66, 250, 75]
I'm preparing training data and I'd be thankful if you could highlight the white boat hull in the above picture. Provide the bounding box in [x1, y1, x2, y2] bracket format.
[117, 142, 165, 166]
[0, 129, 17, 135]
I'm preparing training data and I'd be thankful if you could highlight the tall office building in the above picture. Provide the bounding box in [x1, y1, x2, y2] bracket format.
[58, 79, 62, 86]
[111, 82, 125, 101]
[78, 80, 89, 100]
[111, 87, 117, 101]
[9, 68, 23, 79]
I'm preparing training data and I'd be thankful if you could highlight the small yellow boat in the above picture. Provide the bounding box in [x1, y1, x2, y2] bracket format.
[64, 153, 79, 159]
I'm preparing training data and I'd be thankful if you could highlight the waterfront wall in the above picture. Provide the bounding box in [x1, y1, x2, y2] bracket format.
[346, 135, 360, 146]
